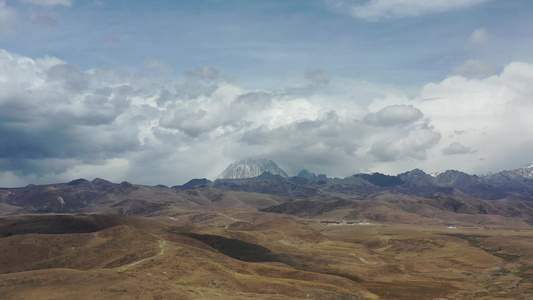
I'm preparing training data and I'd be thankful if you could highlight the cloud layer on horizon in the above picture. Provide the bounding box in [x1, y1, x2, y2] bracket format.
[1, 48, 533, 187]
[1, 0, 533, 187]
[326, 0, 490, 21]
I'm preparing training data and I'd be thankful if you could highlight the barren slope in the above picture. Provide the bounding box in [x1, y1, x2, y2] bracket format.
[1, 213, 533, 299]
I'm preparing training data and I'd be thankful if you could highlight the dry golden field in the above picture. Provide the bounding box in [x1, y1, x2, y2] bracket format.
[1, 211, 533, 299]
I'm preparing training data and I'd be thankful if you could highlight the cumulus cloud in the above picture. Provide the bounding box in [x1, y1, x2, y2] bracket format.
[369, 124, 441, 161]
[145, 57, 171, 76]
[441, 142, 476, 155]
[452, 59, 496, 78]
[469, 27, 490, 45]
[0, 0, 17, 36]
[417, 61, 533, 173]
[229, 91, 273, 123]
[365, 104, 423, 126]
[173, 66, 223, 100]
[47, 63, 90, 91]
[185, 66, 219, 80]
[235, 110, 363, 176]
[0, 49, 142, 177]
[325, 0, 489, 21]
[2, 47, 533, 186]
[175, 79, 218, 100]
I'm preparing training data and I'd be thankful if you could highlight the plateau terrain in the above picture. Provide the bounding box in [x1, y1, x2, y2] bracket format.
[2, 160, 533, 299]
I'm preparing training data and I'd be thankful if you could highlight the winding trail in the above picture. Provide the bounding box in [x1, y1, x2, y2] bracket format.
[118, 237, 166, 271]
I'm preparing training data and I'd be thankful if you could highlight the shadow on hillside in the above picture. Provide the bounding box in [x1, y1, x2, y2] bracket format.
[172, 231, 365, 284]
[179, 232, 285, 263]
[0, 215, 127, 237]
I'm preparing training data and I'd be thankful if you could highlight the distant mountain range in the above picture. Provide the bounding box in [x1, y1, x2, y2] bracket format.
[186, 158, 533, 200]
[2, 158, 533, 225]
[215, 159, 533, 190]
[210, 169, 529, 200]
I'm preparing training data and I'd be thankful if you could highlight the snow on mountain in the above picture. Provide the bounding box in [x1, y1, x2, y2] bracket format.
[512, 163, 533, 178]
[485, 163, 533, 180]
[217, 158, 289, 179]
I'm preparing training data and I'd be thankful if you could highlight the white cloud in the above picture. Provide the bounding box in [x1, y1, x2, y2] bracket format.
[441, 142, 475, 155]
[185, 66, 219, 80]
[0, 0, 17, 36]
[20, 0, 72, 7]
[416, 61, 533, 173]
[365, 104, 422, 126]
[145, 57, 171, 76]
[469, 27, 490, 45]
[452, 59, 496, 78]
[2, 47, 533, 186]
[369, 127, 441, 161]
[326, 0, 489, 21]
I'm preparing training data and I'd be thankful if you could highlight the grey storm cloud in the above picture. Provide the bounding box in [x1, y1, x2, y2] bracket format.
[0, 157, 75, 177]
[0, 120, 140, 174]
[365, 104, 423, 126]
[0, 51, 147, 175]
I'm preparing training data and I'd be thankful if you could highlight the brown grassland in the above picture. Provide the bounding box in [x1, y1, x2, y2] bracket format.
[1, 209, 533, 299]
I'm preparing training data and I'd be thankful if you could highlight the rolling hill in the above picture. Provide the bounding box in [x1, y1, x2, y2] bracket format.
[2, 162, 533, 298]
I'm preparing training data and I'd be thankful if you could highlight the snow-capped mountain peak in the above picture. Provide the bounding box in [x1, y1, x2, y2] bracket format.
[217, 158, 288, 179]
[514, 163, 533, 178]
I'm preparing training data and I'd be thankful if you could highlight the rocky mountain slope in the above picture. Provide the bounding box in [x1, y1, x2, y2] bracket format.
[217, 158, 288, 179]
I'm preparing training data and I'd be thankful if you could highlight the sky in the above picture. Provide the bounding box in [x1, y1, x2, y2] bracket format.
[1, 0, 533, 187]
